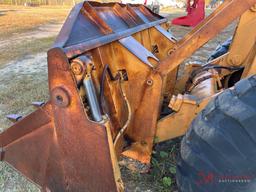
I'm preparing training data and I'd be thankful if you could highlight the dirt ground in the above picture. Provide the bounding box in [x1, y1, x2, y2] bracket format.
[0, 6, 237, 192]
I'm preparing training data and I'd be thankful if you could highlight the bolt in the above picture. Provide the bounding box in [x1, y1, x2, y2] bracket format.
[71, 62, 83, 75]
[56, 95, 63, 104]
[146, 79, 153, 86]
[52, 87, 70, 108]
[168, 47, 177, 55]
[141, 141, 147, 146]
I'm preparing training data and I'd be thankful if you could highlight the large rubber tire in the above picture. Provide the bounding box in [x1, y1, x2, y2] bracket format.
[176, 75, 256, 192]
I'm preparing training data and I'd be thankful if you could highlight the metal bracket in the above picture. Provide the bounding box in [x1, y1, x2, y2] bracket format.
[155, 25, 177, 43]
[6, 114, 23, 123]
[32, 101, 45, 108]
[119, 36, 159, 68]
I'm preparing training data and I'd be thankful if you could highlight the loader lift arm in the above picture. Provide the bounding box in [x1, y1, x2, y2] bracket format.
[157, 0, 256, 76]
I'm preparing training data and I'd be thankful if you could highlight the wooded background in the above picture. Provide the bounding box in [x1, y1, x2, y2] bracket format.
[0, 0, 85, 5]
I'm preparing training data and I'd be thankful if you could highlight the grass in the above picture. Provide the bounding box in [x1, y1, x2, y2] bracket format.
[0, 36, 56, 65]
[0, 7, 54, 189]
[0, 5, 70, 66]
[0, 162, 40, 192]
[0, 52, 49, 131]
[161, 6, 184, 13]
[0, 5, 70, 39]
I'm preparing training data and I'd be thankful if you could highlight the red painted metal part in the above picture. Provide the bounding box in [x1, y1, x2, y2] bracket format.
[172, 0, 205, 27]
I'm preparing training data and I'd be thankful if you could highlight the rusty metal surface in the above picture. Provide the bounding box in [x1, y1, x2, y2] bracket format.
[0, 49, 120, 192]
[0, 2, 169, 191]
[55, 1, 166, 58]
[0, 0, 256, 191]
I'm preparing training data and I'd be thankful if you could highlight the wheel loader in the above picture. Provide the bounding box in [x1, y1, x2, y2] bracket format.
[0, 0, 256, 191]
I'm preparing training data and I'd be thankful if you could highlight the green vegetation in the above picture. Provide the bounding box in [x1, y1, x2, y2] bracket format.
[121, 139, 181, 191]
